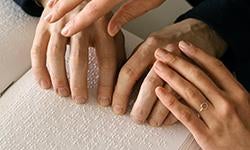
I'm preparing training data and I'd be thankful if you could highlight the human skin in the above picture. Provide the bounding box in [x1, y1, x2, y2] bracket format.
[155, 41, 250, 149]
[42, 0, 165, 36]
[112, 18, 227, 127]
[39, 0, 229, 128]
[32, 0, 126, 105]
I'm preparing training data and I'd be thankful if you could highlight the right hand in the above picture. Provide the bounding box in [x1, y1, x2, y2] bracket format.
[155, 41, 250, 149]
[42, 0, 165, 37]
[112, 18, 227, 127]
[32, 1, 126, 105]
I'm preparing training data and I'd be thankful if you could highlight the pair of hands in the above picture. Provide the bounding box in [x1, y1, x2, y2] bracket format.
[34, 0, 227, 127]
[32, 1, 126, 106]
[34, 0, 250, 149]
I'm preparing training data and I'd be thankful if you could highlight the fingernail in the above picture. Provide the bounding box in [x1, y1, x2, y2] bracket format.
[47, 0, 55, 7]
[73, 96, 87, 104]
[164, 117, 178, 126]
[98, 97, 111, 107]
[44, 13, 53, 22]
[130, 114, 145, 124]
[61, 21, 73, 36]
[56, 88, 69, 97]
[149, 119, 160, 127]
[154, 61, 162, 71]
[155, 48, 167, 59]
[113, 105, 125, 115]
[179, 41, 191, 49]
[109, 25, 120, 37]
[39, 80, 50, 89]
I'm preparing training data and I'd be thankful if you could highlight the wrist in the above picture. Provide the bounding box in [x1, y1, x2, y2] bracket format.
[179, 18, 228, 57]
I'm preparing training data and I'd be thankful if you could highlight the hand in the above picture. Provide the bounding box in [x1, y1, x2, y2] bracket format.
[31, 1, 126, 105]
[155, 41, 250, 149]
[112, 18, 227, 127]
[42, 0, 165, 37]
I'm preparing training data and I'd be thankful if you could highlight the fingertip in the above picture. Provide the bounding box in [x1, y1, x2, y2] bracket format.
[39, 79, 51, 89]
[61, 20, 74, 37]
[130, 113, 145, 125]
[73, 96, 88, 104]
[155, 86, 164, 96]
[112, 104, 126, 115]
[108, 24, 120, 37]
[178, 40, 194, 54]
[98, 97, 111, 107]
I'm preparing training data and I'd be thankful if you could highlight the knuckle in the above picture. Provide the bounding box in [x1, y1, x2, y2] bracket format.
[31, 44, 43, 58]
[120, 65, 138, 80]
[179, 109, 193, 123]
[145, 35, 160, 47]
[212, 59, 225, 68]
[220, 100, 235, 118]
[158, 107, 169, 118]
[48, 44, 62, 57]
[184, 88, 199, 100]
[165, 96, 176, 107]
[86, 2, 98, 16]
[236, 90, 249, 102]
[189, 67, 203, 80]
[145, 75, 161, 86]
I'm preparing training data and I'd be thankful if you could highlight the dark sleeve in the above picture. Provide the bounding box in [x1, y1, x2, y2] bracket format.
[13, 0, 44, 17]
[176, 0, 250, 90]
[186, 0, 203, 6]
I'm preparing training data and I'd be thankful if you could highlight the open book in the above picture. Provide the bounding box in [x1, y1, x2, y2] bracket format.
[0, 1, 199, 149]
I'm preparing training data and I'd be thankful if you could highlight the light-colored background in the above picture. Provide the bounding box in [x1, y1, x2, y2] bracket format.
[123, 0, 191, 38]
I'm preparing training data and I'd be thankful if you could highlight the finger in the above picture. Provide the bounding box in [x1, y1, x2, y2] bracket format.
[46, 0, 58, 8]
[47, 33, 70, 97]
[154, 61, 214, 122]
[69, 31, 89, 104]
[178, 41, 244, 93]
[163, 113, 178, 126]
[112, 41, 156, 115]
[95, 19, 118, 107]
[45, 0, 83, 23]
[60, 0, 123, 37]
[31, 25, 51, 89]
[147, 100, 169, 127]
[155, 86, 209, 139]
[155, 48, 222, 106]
[130, 69, 163, 124]
[147, 84, 174, 127]
[108, 0, 164, 36]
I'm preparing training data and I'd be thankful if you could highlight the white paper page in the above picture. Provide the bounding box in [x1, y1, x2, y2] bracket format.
[0, 30, 191, 150]
[0, 0, 39, 94]
[0, 70, 190, 150]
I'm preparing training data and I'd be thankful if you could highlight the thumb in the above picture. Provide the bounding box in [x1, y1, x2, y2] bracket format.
[108, 0, 165, 36]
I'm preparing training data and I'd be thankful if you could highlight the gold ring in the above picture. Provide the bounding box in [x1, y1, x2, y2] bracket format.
[199, 102, 209, 112]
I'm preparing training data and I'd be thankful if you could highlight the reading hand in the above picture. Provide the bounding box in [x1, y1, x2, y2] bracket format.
[31, 0, 126, 105]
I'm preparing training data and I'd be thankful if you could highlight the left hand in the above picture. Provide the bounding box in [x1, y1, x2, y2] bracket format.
[154, 41, 250, 149]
